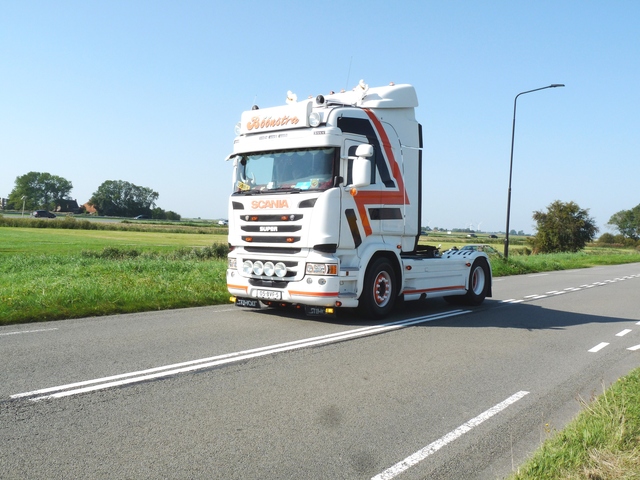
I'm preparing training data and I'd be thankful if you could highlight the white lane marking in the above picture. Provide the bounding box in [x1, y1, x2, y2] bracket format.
[372, 391, 530, 480]
[501, 272, 640, 304]
[0, 328, 58, 337]
[616, 329, 633, 337]
[589, 342, 609, 353]
[528, 274, 549, 277]
[13, 310, 469, 401]
[627, 345, 640, 351]
[636, 321, 640, 326]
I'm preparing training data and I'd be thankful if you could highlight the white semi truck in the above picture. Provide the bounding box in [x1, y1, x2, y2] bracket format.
[225, 81, 491, 318]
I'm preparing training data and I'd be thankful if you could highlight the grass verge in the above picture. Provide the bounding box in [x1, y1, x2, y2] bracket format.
[509, 368, 640, 479]
[491, 248, 640, 277]
[0, 247, 229, 325]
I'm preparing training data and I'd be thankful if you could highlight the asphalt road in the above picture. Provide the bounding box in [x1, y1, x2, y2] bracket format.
[2, 263, 640, 479]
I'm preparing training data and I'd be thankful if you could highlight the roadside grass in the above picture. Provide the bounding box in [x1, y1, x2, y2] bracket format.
[491, 248, 640, 277]
[0, 249, 229, 324]
[509, 368, 640, 480]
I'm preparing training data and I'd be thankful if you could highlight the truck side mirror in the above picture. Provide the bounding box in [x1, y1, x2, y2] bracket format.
[349, 144, 373, 188]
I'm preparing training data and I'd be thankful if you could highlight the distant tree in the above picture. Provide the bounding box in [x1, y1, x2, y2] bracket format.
[607, 204, 640, 240]
[152, 207, 181, 221]
[88, 180, 159, 217]
[8, 172, 73, 211]
[597, 232, 617, 244]
[529, 200, 598, 253]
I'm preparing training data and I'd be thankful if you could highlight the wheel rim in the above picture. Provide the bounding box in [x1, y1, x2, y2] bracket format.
[373, 271, 392, 307]
[471, 266, 485, 295]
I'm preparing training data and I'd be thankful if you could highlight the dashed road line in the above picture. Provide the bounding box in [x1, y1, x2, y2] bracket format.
[588, 342, 610, 353]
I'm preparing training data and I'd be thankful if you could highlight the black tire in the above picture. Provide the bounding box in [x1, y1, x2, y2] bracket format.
[461, 258, 490, 306]
[358, 257, 397, 318]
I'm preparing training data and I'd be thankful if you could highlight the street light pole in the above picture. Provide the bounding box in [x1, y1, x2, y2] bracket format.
[21, 196, 26, 217]
[504, 84, 564, 259]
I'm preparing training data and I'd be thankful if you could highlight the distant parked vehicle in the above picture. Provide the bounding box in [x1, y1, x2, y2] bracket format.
[134, 215, 150, 220]
[218, 220, 228, 226]
[32, 210, 56, 218]
[460, 244, 503, 258]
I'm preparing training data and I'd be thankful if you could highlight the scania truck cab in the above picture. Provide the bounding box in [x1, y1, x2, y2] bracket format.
[226, 81, 491, 318]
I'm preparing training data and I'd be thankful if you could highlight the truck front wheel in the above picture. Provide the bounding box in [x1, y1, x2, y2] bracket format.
[358, 257, 397, 318]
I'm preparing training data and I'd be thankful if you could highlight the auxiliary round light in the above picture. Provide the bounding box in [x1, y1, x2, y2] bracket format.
[242, 260, 253, 275]
[263, 261, 275, 276]
[252, 261, 264, 275]
[309, 112, 321, 127]
[234, 122, 242, 135]
[274, 262, 287, 278]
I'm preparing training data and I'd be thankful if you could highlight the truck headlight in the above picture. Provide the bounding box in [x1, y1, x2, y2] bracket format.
[228, 258, 237, 269]
[305, 263, 338, 275]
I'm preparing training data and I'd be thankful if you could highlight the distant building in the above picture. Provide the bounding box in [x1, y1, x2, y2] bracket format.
[83, 202, 97, 214]
[55, 199, 83, 214]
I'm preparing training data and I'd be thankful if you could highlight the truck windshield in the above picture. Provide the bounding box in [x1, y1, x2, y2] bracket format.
[233, 147, 336, 194]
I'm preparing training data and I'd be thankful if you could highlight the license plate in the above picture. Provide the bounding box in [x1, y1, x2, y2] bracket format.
[256, 289, 282, 300]
[236, 297, 260, 308]
[305, 306, 332, 316]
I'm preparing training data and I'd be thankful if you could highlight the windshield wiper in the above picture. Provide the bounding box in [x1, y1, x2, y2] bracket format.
[235, 189, 264, 195]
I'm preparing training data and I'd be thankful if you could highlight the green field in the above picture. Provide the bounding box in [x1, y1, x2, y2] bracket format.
[0, 226, 227, 255]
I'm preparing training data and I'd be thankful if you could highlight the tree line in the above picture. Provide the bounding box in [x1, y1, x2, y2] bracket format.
[4, 172, 181, 220]
[4, 171, 639, 254]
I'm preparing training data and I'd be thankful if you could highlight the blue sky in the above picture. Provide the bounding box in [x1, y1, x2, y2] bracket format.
[2, 1, 638, 234]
